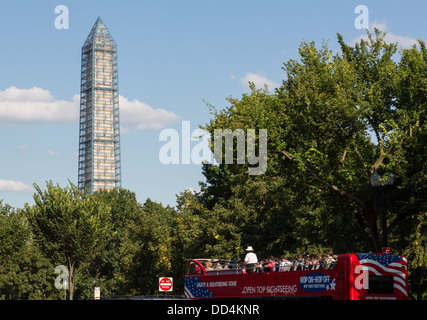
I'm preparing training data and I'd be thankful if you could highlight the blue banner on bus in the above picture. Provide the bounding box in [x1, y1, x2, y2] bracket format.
[298, 273, 335, 293]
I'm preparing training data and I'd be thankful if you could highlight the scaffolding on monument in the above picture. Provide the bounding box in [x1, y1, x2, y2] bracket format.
[78, 17, 121, 193]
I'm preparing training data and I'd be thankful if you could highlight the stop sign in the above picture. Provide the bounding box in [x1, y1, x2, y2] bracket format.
[159, 277, 173, 292]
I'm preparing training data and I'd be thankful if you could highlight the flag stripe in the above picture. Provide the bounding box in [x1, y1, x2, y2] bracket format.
[394, 276, 406, 287]
[365, 266, 381, 276]
[394, 283, 408, 296]
[359, 259, 406, 279]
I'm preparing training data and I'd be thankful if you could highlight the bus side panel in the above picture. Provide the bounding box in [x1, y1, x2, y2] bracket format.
[184, 254, 408, 300]
[185, 269, 339, 299]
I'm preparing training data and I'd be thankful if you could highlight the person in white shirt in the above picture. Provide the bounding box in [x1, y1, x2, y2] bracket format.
[279, 255, 292, 271]
[244, 246, 258, 273]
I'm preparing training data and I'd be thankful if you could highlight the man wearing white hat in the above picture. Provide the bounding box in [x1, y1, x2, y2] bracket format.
[244, 246, 258, 273]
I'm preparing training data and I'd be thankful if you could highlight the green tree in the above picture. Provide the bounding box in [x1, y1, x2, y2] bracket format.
[24, 181, 111, 300]
[82, 188, 142, 298]
[0, 201, 29, 299]
[122, 198, 176, 295]
[201, 90, 364, 257]
[203, 30, 426, 254]
[0, 201, 58, 299]
[391, 39, 427, 299]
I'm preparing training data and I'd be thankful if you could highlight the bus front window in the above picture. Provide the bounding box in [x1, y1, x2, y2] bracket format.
[186, 261, 205, 275]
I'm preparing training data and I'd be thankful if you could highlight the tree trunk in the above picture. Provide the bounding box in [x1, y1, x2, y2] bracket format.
[68, 259, 75, 300]
[361, 206, 382, 253]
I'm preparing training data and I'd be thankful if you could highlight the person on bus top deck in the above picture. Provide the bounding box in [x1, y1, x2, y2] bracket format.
[294, 254, 304, 271]
[205, 261, 213, 271]
[244, 246, 258, 273]
[279, 255, 292, 271]
[264, 256, 278, 272]
[324, 250, 336, 269]
[310, 253, 320, 270]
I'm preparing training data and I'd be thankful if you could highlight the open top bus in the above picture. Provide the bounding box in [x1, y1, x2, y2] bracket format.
[184, 252, 408, 300]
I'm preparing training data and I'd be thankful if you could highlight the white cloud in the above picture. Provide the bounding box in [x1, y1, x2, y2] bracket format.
[0, 86, 180, 130]
[350, 21, 418, 49]
[370, 22, 387, 32]
[46, 150, 60, 157]
[0, 179, 33, 192]
[0, 86, 79, 124]
[240, 73, 280, 92]
[119, 96, 181, 130]
[184, 187, 199, 195]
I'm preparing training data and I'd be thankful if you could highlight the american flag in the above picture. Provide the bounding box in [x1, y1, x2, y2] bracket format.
[356, 253, 408, 297]
[184, 277, 215, 298]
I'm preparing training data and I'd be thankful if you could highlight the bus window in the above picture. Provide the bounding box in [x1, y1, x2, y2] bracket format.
[368, 275, 394, 294]
[186, 261, 205, 276]
[186, 261, 197, 275]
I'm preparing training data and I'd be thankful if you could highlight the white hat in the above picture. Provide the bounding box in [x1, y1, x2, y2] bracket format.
[246, 246, 254, 251]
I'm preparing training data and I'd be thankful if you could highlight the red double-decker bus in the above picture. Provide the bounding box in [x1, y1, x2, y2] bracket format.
[184, 251, 408, 300]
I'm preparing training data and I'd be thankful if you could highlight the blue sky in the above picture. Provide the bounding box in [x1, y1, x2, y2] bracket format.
[0, 0, 425, 209]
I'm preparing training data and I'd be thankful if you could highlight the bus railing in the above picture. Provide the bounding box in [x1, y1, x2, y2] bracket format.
[188, 258, 337, 276]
